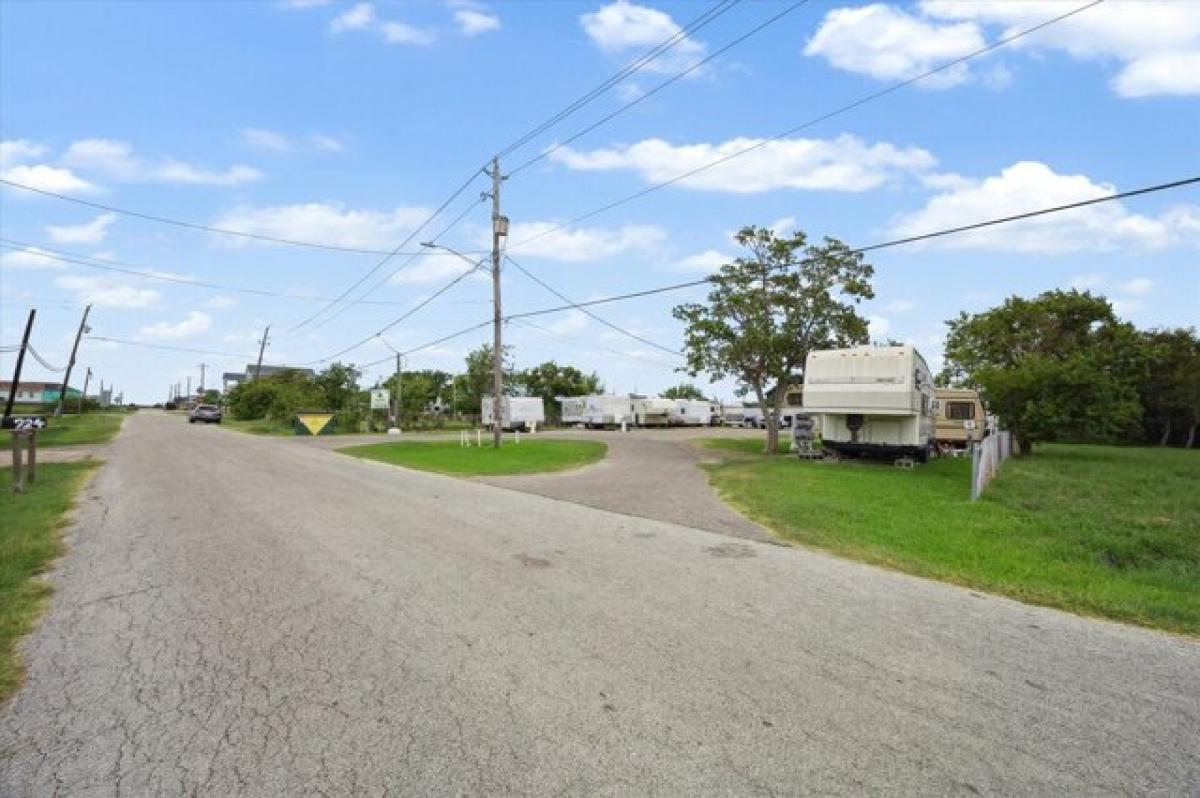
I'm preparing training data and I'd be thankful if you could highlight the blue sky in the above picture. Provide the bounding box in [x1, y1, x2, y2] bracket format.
[2, 0, 1198, 403]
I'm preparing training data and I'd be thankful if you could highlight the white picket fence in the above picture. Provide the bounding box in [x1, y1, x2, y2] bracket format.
[970, 431, 1013, 500]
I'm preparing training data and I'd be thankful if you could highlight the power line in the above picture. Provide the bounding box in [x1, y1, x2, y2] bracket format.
[512, 318, 681, 372]
[0, 239, 447, 306]
[509, 0, 809, 176]
[495, 0, 741, 162]
[26, 345, 67, 372]
[356, 321, 494, 369]
[505, 254, 683, 356]
[280, 168, 486, 336]
[84, 336, 259, 360]
[0, 178, 427, 256]
[508, 0, 1105, 254]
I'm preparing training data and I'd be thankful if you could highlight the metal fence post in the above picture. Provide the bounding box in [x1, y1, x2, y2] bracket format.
[970, 442, 981, 501]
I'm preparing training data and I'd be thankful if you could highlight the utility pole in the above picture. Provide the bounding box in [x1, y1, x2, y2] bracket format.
[3, 309, 36, 420]
[186, 376, 191, 403]
[55, 303, 91, 416]
[486, 156, 509, 448]
[199, 363, 207, 394]
[253, 325, 271, 380]
[392, 353, 402, 428]
[78, 367, 92, 413]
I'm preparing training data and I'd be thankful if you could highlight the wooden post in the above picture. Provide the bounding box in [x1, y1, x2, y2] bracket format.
[11, 431, 24, 494]
[26, 430, 36, 484]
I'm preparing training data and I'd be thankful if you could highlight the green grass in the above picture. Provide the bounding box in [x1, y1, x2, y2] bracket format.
[34, 413, 126, 448]
[701, 437, 794, 455]
[220, 417, 295, 436]
[1, 461, 98, 701]
[698, 441, 1200, 635]
[342, 439, 608, 476]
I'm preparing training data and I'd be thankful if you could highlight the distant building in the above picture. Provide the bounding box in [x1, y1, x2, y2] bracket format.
[222, 365, 317, 392]
[0, 381, 81, 404]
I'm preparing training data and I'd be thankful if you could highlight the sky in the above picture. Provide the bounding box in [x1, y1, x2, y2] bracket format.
[2, 0, 1198, 404]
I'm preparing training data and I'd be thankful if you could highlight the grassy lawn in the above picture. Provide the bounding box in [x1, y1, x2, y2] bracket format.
[220, 417, 295, 436]
[1, 461, 98, 701]
[342, 439, 607, 476]
[698, 441, 1200, 635]
[34, 413, 127, 448]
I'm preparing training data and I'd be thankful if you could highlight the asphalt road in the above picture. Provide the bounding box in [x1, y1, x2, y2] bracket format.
[2, 412, 1197, 795]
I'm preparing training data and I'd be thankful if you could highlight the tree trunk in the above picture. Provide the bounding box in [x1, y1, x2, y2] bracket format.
[1187, 421, 1197, 450]
[1159, 418, 1172, 447]
[771, 388, 789, 455]
[752, 381, 774, 454]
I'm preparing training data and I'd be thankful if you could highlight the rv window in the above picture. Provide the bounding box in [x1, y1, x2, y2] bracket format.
[946, 401, 976, 420]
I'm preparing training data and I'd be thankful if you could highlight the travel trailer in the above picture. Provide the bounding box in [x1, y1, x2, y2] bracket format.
[582, 394, 634, 428]
[669, 399, 720, 427]
[481, 396, 545, 431]
[934, 388, 987, 450]
[803, 345, 937, 461]
[633, 397, 673, 428]
[556, 396, 587, 426]
[721, 402, 764, 428]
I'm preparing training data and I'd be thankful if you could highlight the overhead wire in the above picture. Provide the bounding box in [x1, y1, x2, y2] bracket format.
[512, 318, 681, 371]
[509, 0, 810, 176]
[505, 254, 683, 357]
[507, 0, 1106, 254]
[84, 336, 259, 360]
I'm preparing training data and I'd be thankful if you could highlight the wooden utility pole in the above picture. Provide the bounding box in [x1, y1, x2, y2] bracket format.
[55, 303, 90, 416]
[253, 325, 270, 379]
[78, 367, 92, 413]
[392, 353, 402, 427]
[3, 309, 36, 420]
[487, 156, 506, 448]
[199, 363, 207, 394]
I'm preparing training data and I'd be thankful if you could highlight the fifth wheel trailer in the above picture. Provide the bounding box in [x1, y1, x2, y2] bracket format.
[803, 345, 937, 461]
[581, 395, 634, 428]
[482, 396, 545, 431]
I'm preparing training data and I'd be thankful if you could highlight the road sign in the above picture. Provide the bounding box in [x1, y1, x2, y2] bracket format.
[370, 389, 390, 410]
[2, 415, 47, 431]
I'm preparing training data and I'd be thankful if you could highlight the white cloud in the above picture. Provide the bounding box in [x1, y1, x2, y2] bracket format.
[545, 310, 589, 335]
[45, 213, 118, 245]
[56, 275, 161, 309]
[1119, 277, 1154, 296]
[810, 1, 1200, 98]
[884, 299, 915, 313]
[241, 128, 292, 151]
[210, 202, 429, 250]
[0, 246, 66, 270]
[139, 310, 212, 339]
[1, 164, 98, 194]
[311, 134, 344, 152]
[868, 315, 892, 340]
[549, 134, 935, 193]
[203, 295, 239, 309]
[805, 4, 984, 89]
[330, 2, 375, 33]
[454, 7, 500, 36]
[0, 139, 47, 170]
[505, 222, 667, 262]
[381, 21, 436, 45]
[671, 249, 730, 273]
[581, 1, 706, 75]
[61, 138, 262, 186]
[890, 161, 1200, 253]
[389, 248, 486, 285]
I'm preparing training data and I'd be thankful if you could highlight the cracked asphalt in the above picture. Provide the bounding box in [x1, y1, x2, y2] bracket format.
[2, 411, 1198, 795]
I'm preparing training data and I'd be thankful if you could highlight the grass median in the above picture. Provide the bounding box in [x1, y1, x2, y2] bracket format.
[698, 440, 1200, 635]
[342, 438, 607, 476]
[1, 461, 98, 701]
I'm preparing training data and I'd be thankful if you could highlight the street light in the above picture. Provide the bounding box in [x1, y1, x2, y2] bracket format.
[419, 241, 487, 272]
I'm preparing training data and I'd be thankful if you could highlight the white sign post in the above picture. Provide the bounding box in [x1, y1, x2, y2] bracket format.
[370, 389, 390, 410]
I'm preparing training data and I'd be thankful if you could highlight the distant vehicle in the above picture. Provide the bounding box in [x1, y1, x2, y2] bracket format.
[482, 396, 545, 431]
[721, 402, 764, 428]
[188, 404, 222, 424]
[633, 397, 673, 427]
[934, 388, 987, 450]
[803, 344, 937, 462]
[669, 399, 719, 427]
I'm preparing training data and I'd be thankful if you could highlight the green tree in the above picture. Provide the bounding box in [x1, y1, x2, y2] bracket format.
[942, 290, 1142, 454]
[383, 369, 451, 423]
[661, 383, 708, 401]
[673, 224, 873, 453]
[458, 344, 514, 414]
[202, 389, 221, 405]
[518, 361, 603, 422]
[1137, 328, 1200, 447]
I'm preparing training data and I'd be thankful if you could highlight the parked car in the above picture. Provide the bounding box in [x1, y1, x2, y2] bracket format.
[189, 404, 223, 424]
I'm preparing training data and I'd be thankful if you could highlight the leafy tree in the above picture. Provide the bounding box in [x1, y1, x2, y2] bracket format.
[202, 389, 221, 405]
[1137, 328, 1200, 447]
[518, 361, 603, 421]
[458, 344, 514, 414]
[382, 369, 451, 423]
[942, 290, 1142, 454]
[673, 224, 873, 453]
[661, 383, 708, 401]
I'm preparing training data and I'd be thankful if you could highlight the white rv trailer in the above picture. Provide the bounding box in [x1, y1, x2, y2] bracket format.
[481, 396, 546, 431]
[556, 396, 587, 426]
[669, 399, 719, 427]
[582, 394, 634, 428]
[721, 402, 765, 428]
[803, 345, 937, 461]
[633, 397, 673, 427]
